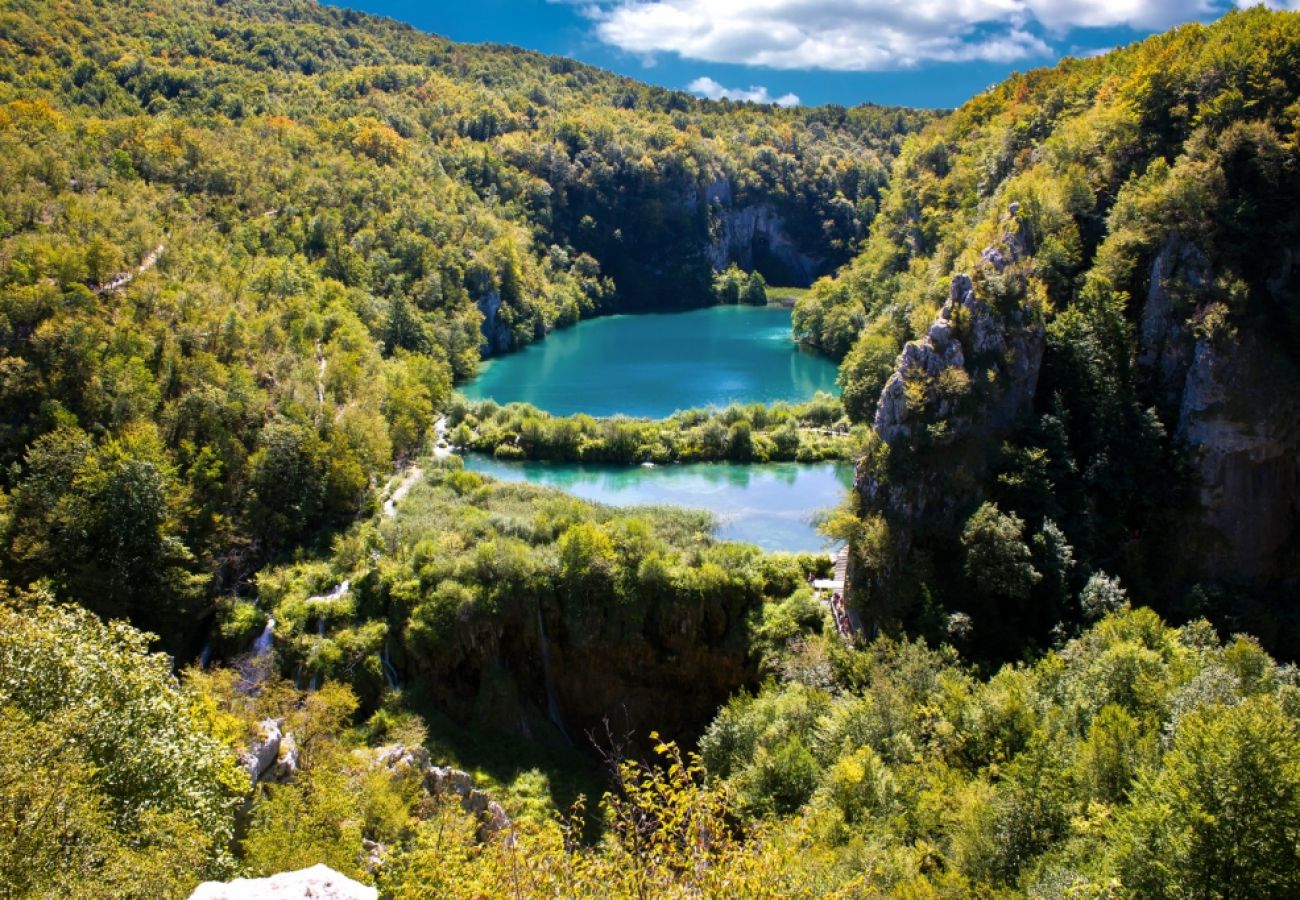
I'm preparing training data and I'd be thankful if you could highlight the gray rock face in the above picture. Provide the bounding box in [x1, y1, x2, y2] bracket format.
[241, 719, 298, 787]
[476, 289, 513, 356]
[872, 266, 1043, 449]
[1138, 232, 1209, 409]
[706, 196, 821, 284]
[1137, 232, 1300, 581]
[854, 227, 1044, 610]
[189, 864, 376, 900]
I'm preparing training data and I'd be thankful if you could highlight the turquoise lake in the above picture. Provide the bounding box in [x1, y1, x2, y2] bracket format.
[463, 456, 853, 553]
[462, 305, 839, 417]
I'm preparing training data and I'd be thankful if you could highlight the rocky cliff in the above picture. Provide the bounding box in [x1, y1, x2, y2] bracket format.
[854, 224, 1045, 612]
[1138, 232, 1300, 581]
[702, 179, 823, 285]
[397, 590, 756, 749]
[476, 289, 514, 356]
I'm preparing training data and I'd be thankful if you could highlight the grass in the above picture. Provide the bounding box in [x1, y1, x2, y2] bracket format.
[766, 285, 813, 307]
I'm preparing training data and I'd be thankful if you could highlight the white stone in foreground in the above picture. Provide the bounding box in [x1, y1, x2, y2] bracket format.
[189, 864, 376, 900]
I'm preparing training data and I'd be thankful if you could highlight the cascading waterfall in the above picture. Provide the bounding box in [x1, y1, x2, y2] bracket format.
[536, 606, 571, 744]
[198, 641, 213, 669]
[252, 617, 276, 656]
[381, 639, 400, 691]
[239, 617, 276, 693]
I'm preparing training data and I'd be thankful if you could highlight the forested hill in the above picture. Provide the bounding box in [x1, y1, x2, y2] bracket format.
[798, 8, 1300, 660]
[0, 0, 928, 647]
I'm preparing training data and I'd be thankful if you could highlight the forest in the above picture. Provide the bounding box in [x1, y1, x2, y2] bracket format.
[2, 0, 1299, 897]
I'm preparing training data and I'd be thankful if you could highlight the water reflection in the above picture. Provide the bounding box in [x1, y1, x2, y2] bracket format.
[463, 457, 853, 553]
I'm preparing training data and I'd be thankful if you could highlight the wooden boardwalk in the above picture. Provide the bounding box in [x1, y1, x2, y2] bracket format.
[814, 546, 862, 640]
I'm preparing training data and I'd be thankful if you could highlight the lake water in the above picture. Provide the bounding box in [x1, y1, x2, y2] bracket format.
[462, 456, 853, 553]
[462, 305, 839, 417]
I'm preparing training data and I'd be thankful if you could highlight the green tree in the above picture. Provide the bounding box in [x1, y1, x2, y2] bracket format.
[1110, 696, 1300, 897]
[962, 502, 1041, 601]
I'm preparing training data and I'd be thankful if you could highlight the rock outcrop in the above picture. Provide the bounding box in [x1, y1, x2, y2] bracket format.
[241, 719, 299, 787]
[853, 219, 1045, 615]
[189, 864, 375, 900]
[374, 745, 511, 841]
[698, 178, 822, 284]
[476, 289, 513, 356]
[861, 227, 1043, 521]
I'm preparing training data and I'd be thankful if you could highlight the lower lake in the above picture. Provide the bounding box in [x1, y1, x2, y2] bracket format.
[462, 456, 854, 553]
[461, 305, 839, 418]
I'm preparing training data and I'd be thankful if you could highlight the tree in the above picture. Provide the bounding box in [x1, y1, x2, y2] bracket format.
[246, 419, 328, 548]
[961, 502, 1041, 601]
[1109, 696, 1300, 897]
[0, 596, 245, 891]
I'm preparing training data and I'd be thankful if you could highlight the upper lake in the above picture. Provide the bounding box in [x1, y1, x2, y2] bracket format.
[462, 305, 839, 417]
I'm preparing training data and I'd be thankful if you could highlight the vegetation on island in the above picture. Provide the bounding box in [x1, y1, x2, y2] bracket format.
[449, 394, 861, 464]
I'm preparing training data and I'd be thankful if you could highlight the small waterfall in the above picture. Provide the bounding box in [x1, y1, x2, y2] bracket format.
[239, 617, 276, 694]
[381, 639, 400, 691]
[197, 642, 213, 669]
[252, 617, 276, 657]
[307, 579, 350, 604]
[536, 606, 570, 744]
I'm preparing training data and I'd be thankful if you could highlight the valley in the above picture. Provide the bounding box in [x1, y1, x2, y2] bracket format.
[1, 0, 1299, 897]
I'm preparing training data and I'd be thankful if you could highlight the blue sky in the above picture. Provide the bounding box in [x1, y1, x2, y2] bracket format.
[323, 0, 1286, 108]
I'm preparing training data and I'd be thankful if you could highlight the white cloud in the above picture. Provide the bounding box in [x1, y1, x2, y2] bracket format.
[687, 75, 801, 105]
[1235, 0, 1300, 9]
[582, 0, 1228, 71]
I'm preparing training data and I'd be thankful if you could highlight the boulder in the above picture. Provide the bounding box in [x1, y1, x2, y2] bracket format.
[241, 719, 282, 786]
[189, 864, 375, 900]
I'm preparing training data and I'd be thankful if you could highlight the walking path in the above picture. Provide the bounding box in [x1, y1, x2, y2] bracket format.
[812, 546, 862, 640]
[98, 243, 165, 293]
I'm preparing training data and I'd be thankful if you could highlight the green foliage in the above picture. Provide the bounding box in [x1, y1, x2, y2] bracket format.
[699, 608, 1300, 895]
[0, 593, 244, 893]
[824, 8, 1300, 659]
[449, 394, 860, 464]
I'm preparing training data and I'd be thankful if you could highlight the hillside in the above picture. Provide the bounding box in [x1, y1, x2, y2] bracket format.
[4, 2, 1300, 898]
[0, 0, 928, 648]
[797, 7, 1300, 660]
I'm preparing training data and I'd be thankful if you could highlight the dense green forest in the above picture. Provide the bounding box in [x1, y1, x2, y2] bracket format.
[3, 0, 1300, 896]
[0, 0, 927, 649]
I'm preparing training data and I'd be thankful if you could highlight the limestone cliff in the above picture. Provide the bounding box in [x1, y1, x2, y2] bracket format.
[475, 289, 513, 356]
[701, 179, 823, 285]
[395, 589, 755, 749]
[852, 223, 1045, 614]
[1138, 232, 1300, 581]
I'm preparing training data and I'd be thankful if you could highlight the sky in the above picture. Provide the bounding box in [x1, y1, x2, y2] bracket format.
[322, 0, 1295, 109]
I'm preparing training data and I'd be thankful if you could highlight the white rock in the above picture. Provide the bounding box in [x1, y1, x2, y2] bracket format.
[189, 864, 376, 900]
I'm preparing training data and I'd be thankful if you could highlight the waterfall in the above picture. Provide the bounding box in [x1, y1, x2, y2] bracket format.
[536, 606, 570, 744]
[238, 617, 276, 694]
[306, 579, 350, 604]
[198, 642, 213, 669]
[381, 639, 400, 691]
[252, 617, 276, 657]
